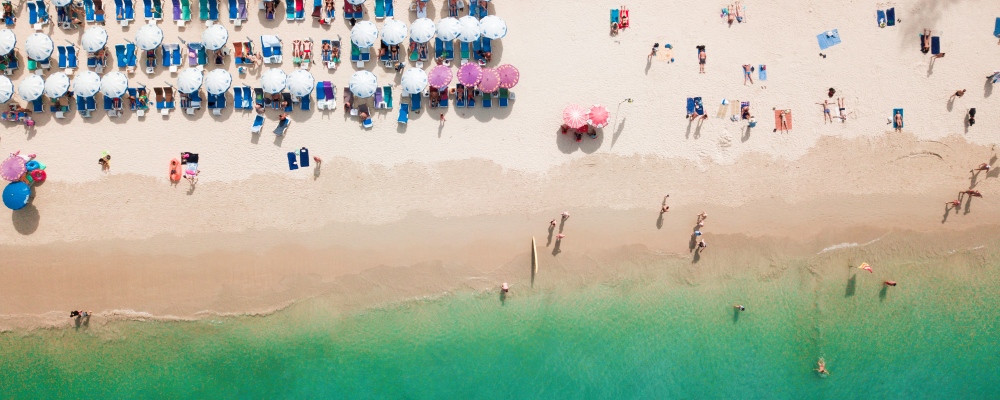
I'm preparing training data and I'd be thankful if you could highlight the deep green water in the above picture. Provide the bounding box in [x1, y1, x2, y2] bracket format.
[3, 258, 1000, 399]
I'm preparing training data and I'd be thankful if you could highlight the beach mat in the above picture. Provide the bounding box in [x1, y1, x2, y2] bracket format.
[995, 17, 1000, 37]
[287, 152, 298, 170]
[817, 29, 841, 50]
[931, 36, 940, 54]
[299, 147, 310, 167]
[886, 8, 895, 26]
[716, 102, 728, 118]
[893, 108, 903, 129]
[759, 64, 767, 81]
[876, 10, 885, 27]
[774, 109, 793, 131]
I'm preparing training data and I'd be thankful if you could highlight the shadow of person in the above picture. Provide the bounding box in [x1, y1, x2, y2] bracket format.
[499, 289, 506, 306]
[689, 232, 698, 252]
[313, 163, 322, 180]
[984, 76, 994, 98]
[732, 308, 740, 323]
[946, 97, 954, 112]
[692, 249, 701, 263]
[963, 196, 973, 215]
[656, 212, 664, 229]
[12, 204, 40, 235]
[611, 117, 626, 148]
[547, 224, 554, 246]
[552, 240, 561, 256]
[73, 316, 82, 330]
[845, 274, 857, 297]
[942, 204, 954, 224]
[879, 285, 888, 301]
[558, 218, 566, 234]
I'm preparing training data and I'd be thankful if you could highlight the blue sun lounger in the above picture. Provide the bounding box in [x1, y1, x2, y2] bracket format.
[84, 0, 96, 22]
[410, 93, 421, 112]
[250, 114, 264, 132]
[482, 92, 491, 108]
[995, 17, 1000, 38]
[273, 118, 289, 134]
[233, 86, 243, 109]
[817, 29, 841, 50]
[284, 0, 294, 20]
[227, 0, 235, 19]
[438, 87, 448, 107]
[209, 0, 219, 20]
[300, 94, 310, 110]
[885, 8, 895, 26]
[497, 88, 508, 107]
[893, 108, 903, 129]
[876, 9, 885, 27]
[286, 151, 298, 169]
[116, 44, 127, 66]
[123, 0, 134, 22]
[931, 36, 941, 55]
[298, 147, 309, 167]
[397, 103, 408, 124]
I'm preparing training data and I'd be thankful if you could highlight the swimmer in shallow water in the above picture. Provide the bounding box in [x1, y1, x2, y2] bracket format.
[815, 358, 829, 375]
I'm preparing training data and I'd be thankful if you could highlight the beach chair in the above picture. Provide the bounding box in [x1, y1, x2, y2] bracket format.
[437, 86, 448, 107]
[497, 88, 508, 107]
[373, 86, 383, 108]
[322, 0, 333, 22]
[126, 87, 137, 110]
[434, 38, 444, 59]
[188, 91, 202, 113]
[931, 36, 941, 55]
[93, 0, 106, 22]
[466, 86, 475, 108]
[188, 42, 207, 66]
[261, 35, 282, 64]
[443, 40, 454, 65]
[142, 0, 152, 19]
[27, 2, 39, 27]
[460, 41, 470, 64]
[282, 92, 292, 112]
[57, 45, 66, 68]
[876, 9, 886, 27]
[299, 94, 310, 110]
[467, 0, 475, 17]
[382, 85, 391, 109]
[294, 0, 304, 19]
[273, 118, 289, 134]
[482, 92, 491, 108]
[286, 151, 298, 169]
[103, 95, 114, 114]
[84, 0, 96, 22]
[232, 86, 243, 109]
[235, 0, 246, 23]
[472, 39, 483, 64]
[198, 0, 208, 19]
[123, 0, 134, 22]
[162, 87, 175, 114]
[351, 42, 361, 63]
[323, 82, 336, 109]
[208, 0, 219, 21]
[233, 42, 246, 64]
[250, 114, 264, 132]
[995, 17, 1000, 39]
[373, 0, 383, 19]
[115, 44, 128, 68]
[315, 82, 326, 109]
[410, 92, 421, 112]
[360, 104, 372, 128]
[227, 0, 235, 19]
[455, 84, 465, 107]
[397, 102, 408, 124]
[885, 8, 895, 27]
[253, 87, 264, 106]
[283, 0, 293, 20]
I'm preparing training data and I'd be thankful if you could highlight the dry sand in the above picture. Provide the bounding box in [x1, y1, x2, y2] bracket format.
[2, 0, 1000, 329]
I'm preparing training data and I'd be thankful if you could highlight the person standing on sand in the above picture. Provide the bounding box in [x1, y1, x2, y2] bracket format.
[550, 219, 557, 228]
[696, 212, 708, 226]
[561, 211, 570, 220]
[648, 43, 658, 60]
[950, 89, 966, 101]
[972, 163, 990, 173]
[501, 282, 509, 293]
[661, 195, 670, 213]
[697, 46, 706, 74]
[697, 240, 707, 252]
[439, 113, 446, 124]
[946, 199, 961, 210]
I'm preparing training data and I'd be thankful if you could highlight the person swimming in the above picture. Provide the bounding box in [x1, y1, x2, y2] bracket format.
[815, 358, 829, 376]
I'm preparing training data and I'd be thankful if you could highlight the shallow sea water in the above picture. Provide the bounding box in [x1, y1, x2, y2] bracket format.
[3, 242, 1000, 399]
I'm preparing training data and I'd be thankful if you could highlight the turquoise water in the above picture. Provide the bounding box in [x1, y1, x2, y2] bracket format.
[3, 257, 1000, 398]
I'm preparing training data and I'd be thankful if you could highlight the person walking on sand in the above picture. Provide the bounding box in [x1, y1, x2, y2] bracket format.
[817, 100, 833, 123]
[742, 64, 753, 85]
[556, 234, 565, 240]
[697, 46, 706, 74]
[501, 282, 509, 293]
[884, 280, 897, 287]
[439, 113, 446, 124]
[648, 43, 659, 60]
[950, 89, 966, 101]
[963, 189, 983, 197]
[946, 199, 961, 209]
[989, 71, 1000, 84]
[697, 240, 707, 252]
[661, 195, 670, 213]
[550, 219, 557, 228]
[858, 262, 873, 273]
[561, 211, 570, 220]
[972, 163, 991, 173]
[696, 212, 707, 226]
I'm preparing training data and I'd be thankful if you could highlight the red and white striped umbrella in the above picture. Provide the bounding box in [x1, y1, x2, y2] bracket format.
[562, 104, 588, 129]
[588, 105, 610, 128]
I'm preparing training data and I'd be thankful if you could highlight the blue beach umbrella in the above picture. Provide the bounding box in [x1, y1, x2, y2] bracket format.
[3, 182, 30, 210]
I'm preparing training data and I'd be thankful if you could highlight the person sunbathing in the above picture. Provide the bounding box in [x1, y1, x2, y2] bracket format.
[378, 43, 387, 59]
[302, 39, 312, 61]
[894, 112, 903, 132]
[145, 50, 155, 67]
[921, 29, 931, 54]
[429, 89, 439, 107]
[837, 97, 847, 122]
[734, 1, 743, 22]
[727, 4, 735, 24]
[741, 104, 751, 120]
[214, 49, 224, 65]
[331, 46, 340, 62]
[265, 1, 275, 18]
[322, 41, 332, 61]
[389, 44, 399, 60]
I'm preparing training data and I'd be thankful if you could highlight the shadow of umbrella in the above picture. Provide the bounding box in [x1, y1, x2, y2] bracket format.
[12, 204, 40, 235]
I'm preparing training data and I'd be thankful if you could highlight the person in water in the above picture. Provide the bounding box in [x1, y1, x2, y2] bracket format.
[501, 283, 509, 293]
[884, 280, 897, 286]
[734, 304, 745, 311]
[815, 358, 829, 375]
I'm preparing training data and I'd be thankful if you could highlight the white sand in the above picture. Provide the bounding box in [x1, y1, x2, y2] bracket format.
[2, 0, 1000, 328]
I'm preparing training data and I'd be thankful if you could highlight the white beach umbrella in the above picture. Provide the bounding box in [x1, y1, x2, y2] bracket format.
[99, 71, 128, 98]
[18, 75, 44, 101]
[24, 33, 54, 61]
[479, 15, 507, 40]
[53, 0, 72, 6]
[435, 17, 460, 41]
[0, 75, 12, 103]
[286, 70, 314, 97]
[0, 29, 15, 55]
[81, 27, 108, 53]
[204, 69, 232, 95]
[43, 72, 70, 98]
[135, 24, 164, 51]
[410, 18, 436, 43]
[73, 71, 101, 98]
[400, 68, 428, 95]
[381, 19, 408, 46]
[346, 0, 364, 4]
[351, 21, 378, 49]
[457, 16, 481, 43]
[260, 68, 287, 94]
[176, 68, 203, 94]
[202, 24, 229, 51]
[348, 70, 377, 98]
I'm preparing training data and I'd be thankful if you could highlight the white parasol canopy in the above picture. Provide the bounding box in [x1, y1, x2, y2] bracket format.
[53, 0, 72, 6]
[286, 70, 315, 97]
[348, 70, 377, 98]
[202, 24, 229, 51]
[81, 27, 108, 52]
[400, 68, 428, 95]
[176, 68, 203, 94]
[410, 18, 436, 43]
[99, 71, 128, 98]
[135, 24, 164, 51]
[479, 15, 507, 40]
[25, 33, 54, 61]
[18, 75, 44, 101]
[261, 68, 287, 94]
[381, 19, 408, 46]
[351, 21, 378, 49]
[204, 69, 232, 95]
[73, 71, 102, 98]
[457, 16, 481, 43]
[435, 17, 460, 41]
[0, 29, 15, 55]
[0, 75, 12, 103]
[43, 72, 70, 98]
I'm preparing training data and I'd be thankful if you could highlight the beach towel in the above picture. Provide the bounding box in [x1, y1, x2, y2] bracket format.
[995, 17, 1000, 38]
[774, 109, 792, 131]
[397, 103, 408, 124]
[287, 152, 298, 170]
[886, 8, 895, 26]
[686, 97, 695, 116]
[817, 29, 841, 50]
[274, 118, 289, 134]
[694, 97, 704, 115]
[876, 10, 885, 27]
[931, 36, 940, 55]
[893, 108, 903, 129]
[759, 64, 767, 81]
[299, 147, 309, 167]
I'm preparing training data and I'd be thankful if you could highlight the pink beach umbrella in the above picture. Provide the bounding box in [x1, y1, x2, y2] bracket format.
[478, 68, 500, 93]
[562, 104, 588, 129]
[0, 154, 26, 182]
[496, 64, 519, 89]
[458, 62, 483, 86]
[588, 105, 610, 128]
[428, 65, 453, 88]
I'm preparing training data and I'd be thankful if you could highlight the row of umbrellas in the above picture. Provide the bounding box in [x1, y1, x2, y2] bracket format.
[563, 104, 610, 129]
[2, 24, 229, 60]
[347, 62, 519, 98]
[351, 15, 507, 48]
